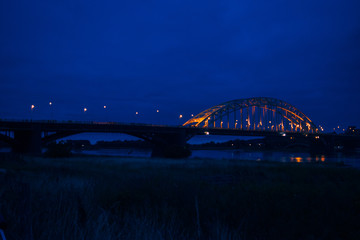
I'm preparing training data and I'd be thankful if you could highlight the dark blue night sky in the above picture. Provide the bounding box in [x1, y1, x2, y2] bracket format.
[1, 0, 360, 132]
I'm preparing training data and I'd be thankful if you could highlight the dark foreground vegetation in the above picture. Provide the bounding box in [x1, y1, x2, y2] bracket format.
[0, 153, 360, 240]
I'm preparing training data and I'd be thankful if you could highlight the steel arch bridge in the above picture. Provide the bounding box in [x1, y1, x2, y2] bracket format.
[183, 97, 318, 133]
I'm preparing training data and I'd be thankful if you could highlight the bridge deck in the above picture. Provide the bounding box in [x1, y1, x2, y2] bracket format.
[0, 119, 346, 138]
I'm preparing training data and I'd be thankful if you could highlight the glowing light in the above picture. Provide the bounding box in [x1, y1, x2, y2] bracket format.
[183, 98, 317, 131]
[104, 106, 107, 109]
[179, 114, 183, 118]
[204, 131, 209, 135]
[31, 105, 35, 110]
[49, 102, 52, 106]
[84, 108, 87, 112]
[191, 114, 194, 117]
[315, 136, 319, 139]
[156, 110, 159, 113]
[136, 112, 139, 115]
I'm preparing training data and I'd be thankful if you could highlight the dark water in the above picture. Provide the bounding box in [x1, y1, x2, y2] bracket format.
[194, 150, 360, 168]
[1, 147, 359, 168]
[79, 148, 152, 158]
[79, 148, 360, 168]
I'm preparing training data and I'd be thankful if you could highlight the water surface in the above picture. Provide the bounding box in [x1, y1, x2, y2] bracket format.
[80, 148, 360, 168]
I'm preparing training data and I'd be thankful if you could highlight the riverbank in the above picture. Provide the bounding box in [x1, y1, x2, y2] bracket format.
[1, 154, 360, 239]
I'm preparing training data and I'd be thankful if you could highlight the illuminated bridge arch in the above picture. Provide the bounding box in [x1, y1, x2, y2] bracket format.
[183, 97, 318, 133]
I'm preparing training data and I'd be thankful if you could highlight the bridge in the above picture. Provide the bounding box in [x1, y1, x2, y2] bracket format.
[183, 97, 318, 132]
[0, 97, 358, 157]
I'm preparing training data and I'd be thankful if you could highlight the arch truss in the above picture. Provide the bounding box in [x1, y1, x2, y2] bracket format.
[183, 97, 318, 133]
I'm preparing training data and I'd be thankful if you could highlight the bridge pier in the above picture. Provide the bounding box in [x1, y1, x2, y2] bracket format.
[309, 139, 331, 154]
[13, 130, 42, 155]
[150, 131, 191, 158]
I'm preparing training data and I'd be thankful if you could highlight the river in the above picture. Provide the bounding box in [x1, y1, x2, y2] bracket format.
[78, 148, 360, 168]
[1, 147, 359, 168]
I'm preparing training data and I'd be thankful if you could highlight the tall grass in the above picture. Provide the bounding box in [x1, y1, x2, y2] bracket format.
[1, 154, 360, 239]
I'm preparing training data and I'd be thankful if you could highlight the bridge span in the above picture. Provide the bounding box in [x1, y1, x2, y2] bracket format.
[0, 97, 359, 157]
[0, 119, 357, 157]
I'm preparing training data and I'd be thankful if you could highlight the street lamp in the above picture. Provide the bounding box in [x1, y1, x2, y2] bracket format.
[49, 101, 53, 119]
[30, 105, 35, 120]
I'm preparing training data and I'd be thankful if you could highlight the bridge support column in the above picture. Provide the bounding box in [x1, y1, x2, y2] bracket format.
[309, 136, 335, 154]
[151, 131, 191, 158]
[13, 130, 42, 155]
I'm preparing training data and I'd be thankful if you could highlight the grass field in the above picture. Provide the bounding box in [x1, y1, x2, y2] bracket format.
[1, 153, 360, 240]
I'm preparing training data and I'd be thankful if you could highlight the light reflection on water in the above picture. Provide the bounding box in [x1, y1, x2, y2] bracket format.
[192, 150, 360, 168]
[1, 147, 359, 168]
[79, 148, 360, 168]
[287, 156, 325, 163]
